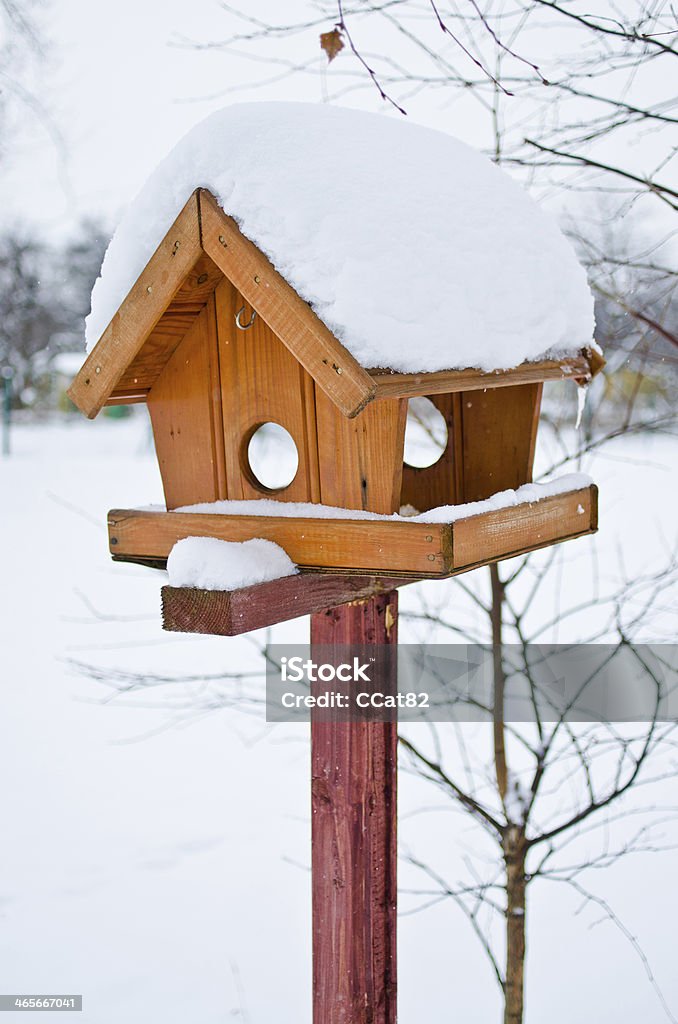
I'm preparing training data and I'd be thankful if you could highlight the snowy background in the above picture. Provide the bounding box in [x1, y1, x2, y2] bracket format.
[1, 413, 676, 1023]
[1, 1, 677, 1022]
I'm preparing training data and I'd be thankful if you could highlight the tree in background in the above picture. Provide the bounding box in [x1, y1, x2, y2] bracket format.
[0, 222, 106, 404]
[195, 1, 676, 205]
[0, 1, 107, 409]
[0, 233, 59, 399]
[186, 0, 677, 378]
[0, 0, 62, 166]
[398, 558, 678, 1024]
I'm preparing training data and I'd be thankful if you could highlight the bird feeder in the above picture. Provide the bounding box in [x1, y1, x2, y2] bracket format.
[69, 187, 600, 602]
[67, 104, 605, 1024]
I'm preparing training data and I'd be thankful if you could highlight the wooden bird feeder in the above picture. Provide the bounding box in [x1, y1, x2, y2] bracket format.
[69, 188, 601, 616]
[69, 170, 603, 1024]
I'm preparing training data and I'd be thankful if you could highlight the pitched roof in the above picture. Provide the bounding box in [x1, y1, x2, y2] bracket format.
[68, 188, 600, 419]
[85, 105, 596, 375]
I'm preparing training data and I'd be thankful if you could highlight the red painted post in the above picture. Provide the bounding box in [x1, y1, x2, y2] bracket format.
[310, 592, 398, 1024]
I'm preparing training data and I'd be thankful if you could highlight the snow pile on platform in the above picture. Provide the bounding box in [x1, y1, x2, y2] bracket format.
[86, 103, 594, 372]
[414, 475, 592, 523]
[175, 474, 592, 523]
[167, 537, 298, 591]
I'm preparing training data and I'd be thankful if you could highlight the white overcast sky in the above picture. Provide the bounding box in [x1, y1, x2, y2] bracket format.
[10, 0, 606, 244]
[5, 0, 484, 237]
[3, 0, 670, 249]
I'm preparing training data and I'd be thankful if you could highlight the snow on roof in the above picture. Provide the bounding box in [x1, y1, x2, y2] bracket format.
[86, 103, 594, 373]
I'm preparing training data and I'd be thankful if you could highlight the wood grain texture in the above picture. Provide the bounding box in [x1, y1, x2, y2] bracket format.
[112, 255, 224, 397]
[400, 393, 464, 512]
[315, 391, 407, 514]
[198, 189, 376, 418]
[108, 509, 452, 576]
[206, 294, 229, 502]
[401, 384, 542, 511]
[104, 392, 149, 406]
[108, 486, 597, 577]
[370, 354, 594, 399]
[214, 278, 321, 502]
[310, 593, 398, 1024]
[161, 574, 411, 636]
[452, 483, 598, 568]
[146, 302, 226, 509]
[459, 383, 543, 502]
[68, 193, 203, 418]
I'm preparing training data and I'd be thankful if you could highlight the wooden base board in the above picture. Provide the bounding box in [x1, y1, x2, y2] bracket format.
[162, 574, 411, 636]
[109, 484, 597, 579]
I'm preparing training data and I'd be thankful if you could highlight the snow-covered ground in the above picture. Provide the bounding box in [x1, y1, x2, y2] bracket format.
[0, 411, 676, 1022]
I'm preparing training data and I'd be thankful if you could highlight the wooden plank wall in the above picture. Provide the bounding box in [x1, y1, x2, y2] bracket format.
[147, 275, 323, 509]
[107, 196, 544, 517]
[146, 298, 226, 509]
[314, 392, 407, 514]
[214, 279, 321, 503]
[460, 383, 543, 502]
[400, 383, 543, 511]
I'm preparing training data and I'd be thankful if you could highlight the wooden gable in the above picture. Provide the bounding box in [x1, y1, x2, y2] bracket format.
[69, 191, 375, 420]
[143, 274, 410, 513]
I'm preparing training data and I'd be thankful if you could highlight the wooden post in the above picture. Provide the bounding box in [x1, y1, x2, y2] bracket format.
[310, 592, 398, 1024]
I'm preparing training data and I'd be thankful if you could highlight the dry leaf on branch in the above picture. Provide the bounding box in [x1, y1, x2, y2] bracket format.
[320, 28, 345, 63]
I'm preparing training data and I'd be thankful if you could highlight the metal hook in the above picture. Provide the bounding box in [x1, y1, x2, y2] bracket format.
[235, 306, 257, 331]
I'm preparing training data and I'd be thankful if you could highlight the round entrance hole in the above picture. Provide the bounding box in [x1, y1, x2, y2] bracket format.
[403, 397, 448, 468]
[246, 422, 299, 491]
